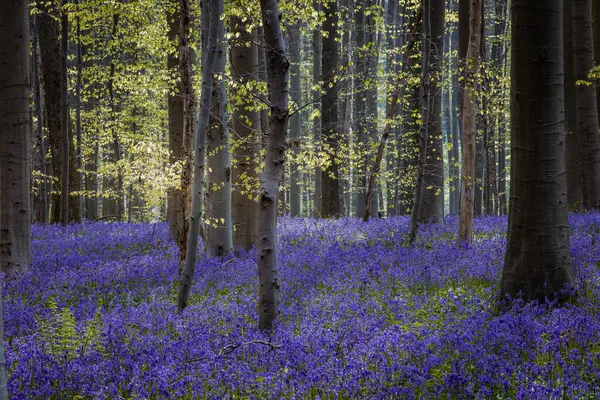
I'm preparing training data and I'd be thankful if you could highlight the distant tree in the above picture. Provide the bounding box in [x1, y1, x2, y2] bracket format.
[0, 0, 31, 275]
[501, 0, 574, 302]
[61, 0, 70, 225]
[289, 21, 302, 217]
[321, 0, 341, 218]
[313, 0, 322, 217]
[572, 0, 600, 210]
[458, 0, 481, 243]
[257, 0, 289, 331]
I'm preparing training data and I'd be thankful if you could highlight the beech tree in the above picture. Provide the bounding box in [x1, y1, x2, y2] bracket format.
[257, 0, 289, 331]
[501, 0, 574, 302]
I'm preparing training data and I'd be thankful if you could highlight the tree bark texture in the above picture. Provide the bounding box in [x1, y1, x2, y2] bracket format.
[457, 0, 481, 243]
[501, 0, 574, 302]
[177, 0, 220, 311]
[353, 0, 366, 217]
[313, 1, 323, 217]
[0, 0, 31, 276]
[289, 23, 302, 217]
[572, 0, 600, 210]
[60, 0, 70, 225]
[257, 0, 289, 331]
[230, 15, 259, 250]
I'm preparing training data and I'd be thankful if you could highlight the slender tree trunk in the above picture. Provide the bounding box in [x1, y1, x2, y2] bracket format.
[419, 0, 445, 224]
[593, 0, 600, 120]
[289, 22, 302, 217]
[60, 0, 69, 225]
[167, 1, 185, 238]
[501, 0, 574, 302]
[564, 3, 581, 208]
[178, 0, 220, 311]
[457, 0, 481, 243]
[321, 0, 341, 218]
[206, 9, 232, 258]
[230, 17, 259, 250]
[364, 8, 422, 221]
[572, 0, 600, 210]
[353, 0, 366, 217]
[0, 0, 31, 276]
[313, 0, 323, 217]
[257, 0, 289, 332]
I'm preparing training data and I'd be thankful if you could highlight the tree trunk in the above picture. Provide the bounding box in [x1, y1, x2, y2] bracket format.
[178, 0, 220, 311]
[572, 0, 600, 210]
[60, 0, 69, 226]
[0, 0, 31, 276]
[313, 0, 323, 217]
[457, 0, 481, 243]
[206, 9, 232, 258]
[564, 2, 581, 208]
[419, 0, 445, 224]
[257, 0, 289, 331]
[321, 0, 341, 218]
[593, 0, 600, 120]
[230, 17, 259, 250]
[501, 0, 574, 302]
[167, 1, 185, 238]
[75, 0, 84, 218]
[289, 22, 302, 217]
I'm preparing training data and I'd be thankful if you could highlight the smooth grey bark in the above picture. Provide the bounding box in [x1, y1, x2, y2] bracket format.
[419, 0, 445, 224]
[177, 0, 220, 311]
[385, 0, 398, 217]
[493, 0, 508, 216]
[572, 0, 600, 210]
[321, 0, 341, 218]
[0, 0, 31, 277]
[289, 22, 302, 217]
[167, 1, 185, 239]
[257, 0, 289, 332]
[501, 0, 574, 302]
[564, 3, 581, 208]
[594, 1, 600, 120]
[230, 16, 259, 250]
[458, 0, 481, 243]
[75, 0, 84, 218]
[206, 11, 232, 258]
[313, 0, 323, 217]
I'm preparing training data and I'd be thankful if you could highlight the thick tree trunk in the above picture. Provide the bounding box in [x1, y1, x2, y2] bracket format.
[572, 0, 600, 210]
[419, 0, 445, 224]
[594, 0, 600, 120]
[257, 0, 289, 332]
[321, 0, 341, 218]
[564, 3, 581, 208]
[0, 0, 31, 276]
[313, 1, 323, 217]
[167, 1, 185, 238]
[206, 10, 232, 258]
[178, 0, 220, 311]
[501, 0, 574, 302]
[457, 0, 481, 243]
[289, 22, 302, 217]
[230, 17, 259, 250]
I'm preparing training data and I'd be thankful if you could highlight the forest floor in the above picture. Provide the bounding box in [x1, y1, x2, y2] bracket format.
[5, 215, 600, 399]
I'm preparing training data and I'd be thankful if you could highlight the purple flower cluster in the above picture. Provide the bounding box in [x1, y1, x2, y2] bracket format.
[4, 214, 600, 399]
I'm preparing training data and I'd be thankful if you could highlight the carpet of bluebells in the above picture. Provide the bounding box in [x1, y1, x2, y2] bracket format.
[5, 214, 600, 399]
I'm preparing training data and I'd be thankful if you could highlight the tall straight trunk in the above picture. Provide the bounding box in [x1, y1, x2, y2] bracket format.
[385, 0, 398, 217]
[313, 0, 323, 217]
[457, 0, 481, 243]
[564, 3, 581, 208]
[289, 22, 302, 217]
[178, 0, 220, 311]
[340, 1, 352, 217]
[364, 0, 379, 216]
[419, 0, 445, 224]
[501, 0, 573, 302]
[450, 6, 461, 214]
[257, 0, 289, 332]
[60, 0, 69, 226]
[206, 10, 232, 258]
[572, 0, 600, 210]
[37, 0, 63, 224]
[321, 0, 341, 218]
[446, 24, 457, 215]
[167, 1, 184, 238]
[364, 7, 422, 221]
[75, 0, 84, 218]
[0, 0, 31, 276]
[353, 0, 366, 217]
[85, 139, 99, 220]
[594, 0, 600, 120]
[230, 17, 259, 250]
